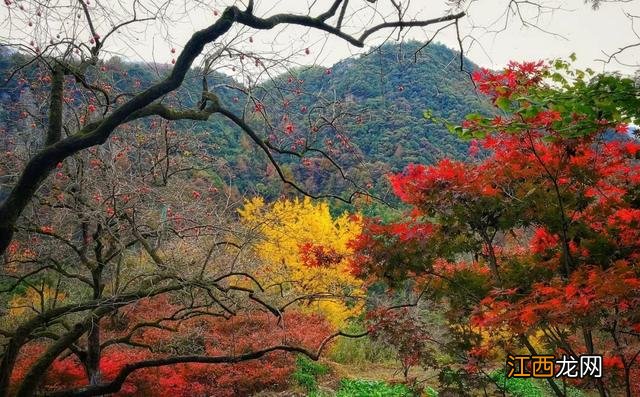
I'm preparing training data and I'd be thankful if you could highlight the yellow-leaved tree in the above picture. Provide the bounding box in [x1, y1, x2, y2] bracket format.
[239, 197, 363, 326]
[8, 285, 66, 318]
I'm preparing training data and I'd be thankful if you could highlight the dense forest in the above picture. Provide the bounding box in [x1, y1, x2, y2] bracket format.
[1, 1, 640, 397]
[0, 42, 488, 203]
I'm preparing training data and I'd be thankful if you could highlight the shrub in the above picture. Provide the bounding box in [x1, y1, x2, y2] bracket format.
[490, 370, 586, 397]
[329, 320, 395, 364]
[292, 355, 329, 392]
[11, 310, 333, 397]
[335, 379, 413, 397]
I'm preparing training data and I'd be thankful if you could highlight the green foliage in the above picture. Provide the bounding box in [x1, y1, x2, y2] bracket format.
[292, 355, 329, 393]
[490, 370, 586, 397]
[490, 370, 543, 397]
[424, 386, 438, 397]
[335, 379, 414, 397]
[438, 58, 640, 141]
[0, 42, 487, 203]
[329, 321, 396, 364]
[428, 66, 638, 146]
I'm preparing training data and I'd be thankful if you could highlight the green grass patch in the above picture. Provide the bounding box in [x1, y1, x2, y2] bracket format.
[490, 369, 586, 397]
[424, 386, 438, 397]
[329, 322, 396, 364]
[335, 379, 414, 397]
[292, 355, 329, 393]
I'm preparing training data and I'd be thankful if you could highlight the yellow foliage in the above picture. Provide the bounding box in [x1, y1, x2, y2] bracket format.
[239, 197, 363, 326]
[462, 324, 550, 361]
[8, 285, 66, 318]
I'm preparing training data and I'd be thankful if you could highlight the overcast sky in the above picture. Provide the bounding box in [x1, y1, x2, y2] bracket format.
[257, 0, 640, 75]
[128, 0, 640, 75]
[1, 0, 639, 75]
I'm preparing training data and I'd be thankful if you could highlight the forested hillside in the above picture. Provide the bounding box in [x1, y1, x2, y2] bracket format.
[0, 42, 487, 201]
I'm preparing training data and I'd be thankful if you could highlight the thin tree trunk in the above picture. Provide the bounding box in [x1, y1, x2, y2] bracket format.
[86, 265, 104, 385]
[16, 321, 91, 397]
[520, 335, 565, 397]
[479, 230, 500, 282]
[86, 319, 101, 385]
[582, 328, 607, 397]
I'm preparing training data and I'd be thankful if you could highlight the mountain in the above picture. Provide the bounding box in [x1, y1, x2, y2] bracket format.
[297, 42, 488, 166]
[211, 41, 489, 202]
[0, 42, 489, 203]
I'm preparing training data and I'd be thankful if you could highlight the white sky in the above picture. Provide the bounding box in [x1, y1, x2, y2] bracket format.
[1, 0, 639, 75]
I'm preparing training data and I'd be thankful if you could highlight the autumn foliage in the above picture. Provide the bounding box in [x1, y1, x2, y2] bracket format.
[10, 296, 332, 397]
[351, 60, 640, 395]
[239, 197, 364, 326]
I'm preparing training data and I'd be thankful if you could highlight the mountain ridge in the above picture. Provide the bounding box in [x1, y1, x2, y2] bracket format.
[0, 41, 489, 201]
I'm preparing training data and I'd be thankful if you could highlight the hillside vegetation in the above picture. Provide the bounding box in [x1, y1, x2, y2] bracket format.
[0, 42, 488, 202]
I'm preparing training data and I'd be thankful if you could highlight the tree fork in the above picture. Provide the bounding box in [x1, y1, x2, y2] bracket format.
[0, 7, 237, 257]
